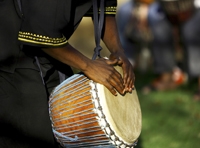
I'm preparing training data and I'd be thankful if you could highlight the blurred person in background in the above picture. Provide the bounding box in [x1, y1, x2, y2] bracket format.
[143, 0, 200, 101]
[116, 0, 154, 70]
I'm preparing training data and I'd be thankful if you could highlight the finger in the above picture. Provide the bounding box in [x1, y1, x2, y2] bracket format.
[126, 72, 135, 93]
[124, 76, 130, 92]
[117, 57, 123, 65]
[106, 58, 118, 66]
[123, 70, 128, 87]
[109, 75, 125, 95]
[109, 54, 123, 66]
[104, 83, 118, 96]
[127, 79, 134, 93]
[111, 68, 125, 87]
[105, 68, 125, 95]
[122, 68, 133, 91]
[109, 53, 118, 61]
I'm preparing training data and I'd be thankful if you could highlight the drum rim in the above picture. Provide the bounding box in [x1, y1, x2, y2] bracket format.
[91, 81, 140, 147]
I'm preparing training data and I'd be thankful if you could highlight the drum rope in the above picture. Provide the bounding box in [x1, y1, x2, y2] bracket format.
[52, 108, 95, 122]
[92, 0, 105, 60]
[50, 74, 83, 94]
[51, 99, 93, 115]
[53, 129, 78, 142]
[89, 82, 138, 148]
[62, 134, 108, 141]
[50, 77, 89, 104]
[50, 83, 90, 105]
[64, 142, 112, 148]
[63, 142, 112, 148]
[55, 117, 98, 129]
[50, 75, 139, 147]
[58, 127, 104, 137]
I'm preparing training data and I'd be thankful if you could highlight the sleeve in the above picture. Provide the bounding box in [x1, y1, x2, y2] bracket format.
[18, 0, 68, 47]
[85, 0, 117, 16]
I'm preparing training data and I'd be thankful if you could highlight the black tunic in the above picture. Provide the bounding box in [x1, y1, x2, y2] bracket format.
[9, 0, 116, 147]
[18, 0, 117, 47]
[0, 0, 21, 73]
[0, 0, 70, 148]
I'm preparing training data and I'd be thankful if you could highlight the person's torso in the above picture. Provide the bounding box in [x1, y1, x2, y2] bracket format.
[0, 0, 22, 73]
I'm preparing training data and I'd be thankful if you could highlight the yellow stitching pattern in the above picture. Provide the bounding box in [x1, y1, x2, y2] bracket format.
[85, 6, 117, 15]
[18, 31, 68, 46]
[104, 12, 116, 14]
[104, 6, 117, 13]
[85, 12, 116, 15]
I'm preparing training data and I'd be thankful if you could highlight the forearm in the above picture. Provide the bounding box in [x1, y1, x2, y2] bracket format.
[101, 15, 135, 91]
[42, 43, 126, 96]
[42, 43, 90, 72]
[102, 16, 124, 54]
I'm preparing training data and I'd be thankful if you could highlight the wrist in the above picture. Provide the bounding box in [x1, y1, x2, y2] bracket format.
[80, 58, 92, 73]
[111, 48, 125, 55]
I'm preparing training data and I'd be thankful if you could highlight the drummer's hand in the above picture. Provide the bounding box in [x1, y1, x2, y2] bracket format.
[83, 58, 125, 96]
[109, 51, 135, 93]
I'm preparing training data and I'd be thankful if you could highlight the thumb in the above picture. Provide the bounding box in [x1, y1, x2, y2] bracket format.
[109, 53, 123, 65]
[105, 58, 118, 66]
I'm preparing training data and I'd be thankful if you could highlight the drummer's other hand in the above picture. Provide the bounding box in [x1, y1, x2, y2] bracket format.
[83, 58, 125, 96]
[122, 57, 135, 93]
[109, 52, 135, 93]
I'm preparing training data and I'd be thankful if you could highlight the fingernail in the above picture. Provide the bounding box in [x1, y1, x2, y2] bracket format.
[122, 89, 125, 94]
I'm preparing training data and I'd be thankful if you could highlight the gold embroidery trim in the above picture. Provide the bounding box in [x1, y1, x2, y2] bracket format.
[85, 6, 117, 15]
[18, 31, 68, 46]
[104, 6, 117, 13]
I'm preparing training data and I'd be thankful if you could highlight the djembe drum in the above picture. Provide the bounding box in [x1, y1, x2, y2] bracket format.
[160, 0, 195, 24]
[49, 66, 142, 148]
[135, 0, 155, 5]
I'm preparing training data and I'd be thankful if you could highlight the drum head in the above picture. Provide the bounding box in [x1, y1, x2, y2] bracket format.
[96, 66, 142, 145]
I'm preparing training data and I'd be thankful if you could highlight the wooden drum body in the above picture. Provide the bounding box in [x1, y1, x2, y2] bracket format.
[160, 0, 195, 23]
[49, 66, 142, 148]
[135, 0, 155, 5]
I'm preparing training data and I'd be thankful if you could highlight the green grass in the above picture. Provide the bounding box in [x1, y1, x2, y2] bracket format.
[134, 71, 200, 148]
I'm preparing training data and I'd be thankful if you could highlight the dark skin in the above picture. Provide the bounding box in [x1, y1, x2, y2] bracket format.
[102, 16, 135, 92]
[42, 16, 135, 96]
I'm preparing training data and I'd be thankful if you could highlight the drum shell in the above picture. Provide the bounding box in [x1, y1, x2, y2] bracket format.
[49, 75, 108, 147]
[160, 0, 195, 23]
[49, 67, 142, 148]
[135, 0, 155, 5]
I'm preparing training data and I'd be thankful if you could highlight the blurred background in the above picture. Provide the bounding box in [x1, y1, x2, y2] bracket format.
[69, 0, 129, 58]
[69, 0, 200, 148]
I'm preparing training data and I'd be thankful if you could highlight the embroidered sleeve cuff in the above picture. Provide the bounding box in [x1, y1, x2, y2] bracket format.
[18, 31, 68, 47]
[85, 6, 117, 16]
